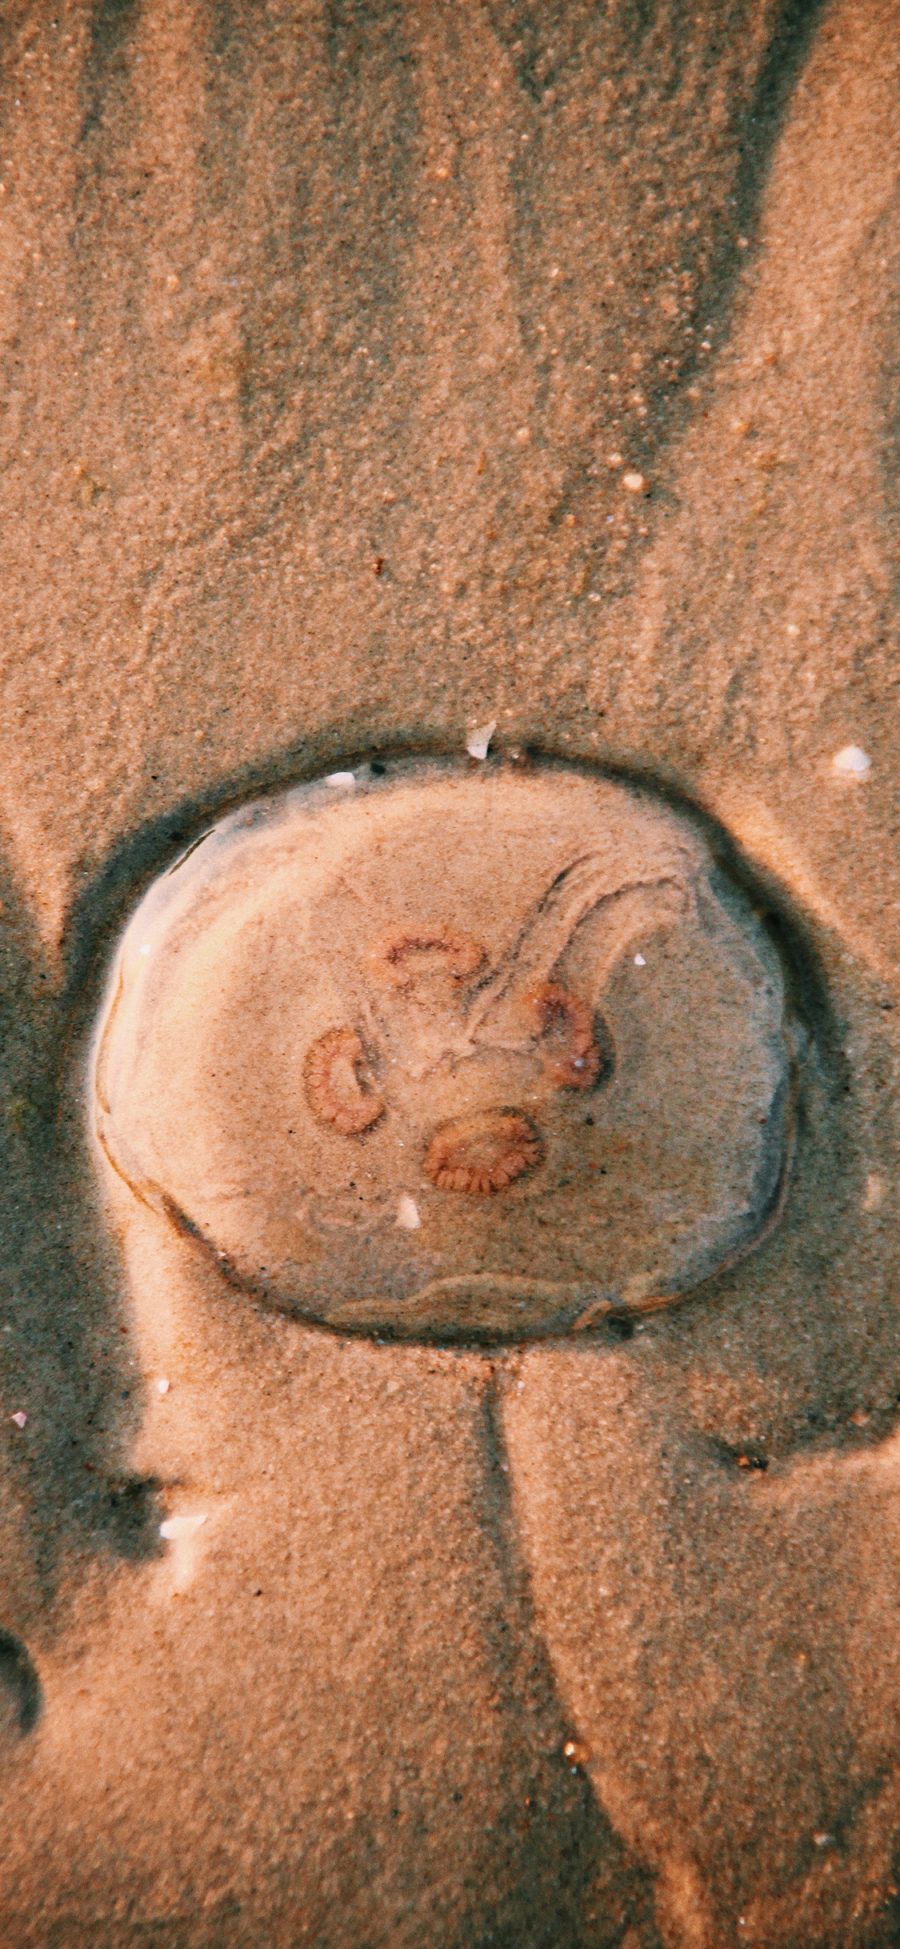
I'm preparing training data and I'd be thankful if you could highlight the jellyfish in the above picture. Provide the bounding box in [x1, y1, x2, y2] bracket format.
[91, 759, 796, 1343]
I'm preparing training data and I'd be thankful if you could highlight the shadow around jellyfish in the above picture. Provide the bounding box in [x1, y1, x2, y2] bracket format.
[0, 836, 169, 1601]
[0, 1628, 42, 1738]
[1, 733, 896, 1591]
[0, 741, 896, 1946]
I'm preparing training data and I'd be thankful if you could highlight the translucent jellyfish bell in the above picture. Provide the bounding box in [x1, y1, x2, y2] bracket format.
[91, 760, 795, 1342]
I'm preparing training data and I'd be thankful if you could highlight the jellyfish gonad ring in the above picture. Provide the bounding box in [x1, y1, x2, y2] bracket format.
[424, 1111, 544, 1196]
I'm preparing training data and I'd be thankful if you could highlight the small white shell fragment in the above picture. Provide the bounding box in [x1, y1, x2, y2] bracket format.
[155, 1376, 171, 1396]
[634, 953, 646, 967]
[324, 771, 356, 790]
[396, 1194, 421, 1230]
[159, 1512, 208, 1541]
[831, 744, 871, 778]
[862, 1172, 886, 1213]
[466, 718, 497, 762]
[10, 1411, 27, 1429]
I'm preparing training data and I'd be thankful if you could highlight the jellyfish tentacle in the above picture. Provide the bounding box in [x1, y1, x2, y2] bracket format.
[467, 854, 693, 1052]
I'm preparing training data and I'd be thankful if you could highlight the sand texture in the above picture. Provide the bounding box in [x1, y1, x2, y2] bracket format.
[0, 2, 897, 1944]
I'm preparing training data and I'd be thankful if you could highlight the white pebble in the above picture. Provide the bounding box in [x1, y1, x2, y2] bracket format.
[10, 1411, 27, 1429]
[622, 471, 646, 495]
[324, 771, 356, 790]
[466, 718, 497, 762]
[155, 1377, 171, 1396]
[159, 1512, 208, 1541]
[396, 1194, 421, 1231]
[831, 744, 871, 778]
[634, 953, 646, 967]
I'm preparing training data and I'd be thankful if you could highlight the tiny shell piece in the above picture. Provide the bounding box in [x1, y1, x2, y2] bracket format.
[831, 744, 871, 778]
[466, 718, 497, 761]
[396, 1194, 421, 1230]
[159, 1513, 208, 1541]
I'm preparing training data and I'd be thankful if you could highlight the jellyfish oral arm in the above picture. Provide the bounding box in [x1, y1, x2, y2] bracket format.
[467, 863, 693, 1051]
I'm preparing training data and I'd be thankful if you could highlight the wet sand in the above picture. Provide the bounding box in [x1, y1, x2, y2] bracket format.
[0, 4, 896, 1944]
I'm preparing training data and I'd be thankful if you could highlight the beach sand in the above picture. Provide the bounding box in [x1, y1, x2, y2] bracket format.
[0, 3, 896, 1943]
